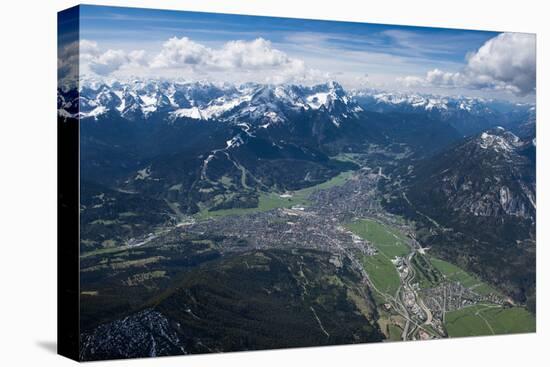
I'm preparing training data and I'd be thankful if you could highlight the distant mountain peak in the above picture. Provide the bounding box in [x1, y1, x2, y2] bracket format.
[59, 79, 362, 129]
[477, 128, 523, 153]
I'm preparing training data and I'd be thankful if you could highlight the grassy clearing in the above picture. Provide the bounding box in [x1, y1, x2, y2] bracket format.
[445, 304, 535, 337]
[378, 314, 405, 341]
[109, 256, 165, 270]
[118, 211, 138, 217]
[388, 324, 403, 341]
[346, 219, 409, 258]
[377, 316, 402, 341]
[412, 263, 437, 289]
[196, 170, 354, 219]
[332, 153, 364, 164]
[80, 291, 98, 296]
[411, 254, 443, 289]
[346, 219, 410, 298]
[430, 257, 498, 295]
[360, 254, 401, 296]
[80, 244, 131, 258]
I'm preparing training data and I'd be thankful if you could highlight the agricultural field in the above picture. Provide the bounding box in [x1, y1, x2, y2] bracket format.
[377, 313, 405, 341]
[445, 304, 536, 337]
[346, 219, 409, 258]
[410, 253, 443, 289]
[360, 254, 401, 296]
[346, 219, 409, 299]
[430, 257, 498, 296]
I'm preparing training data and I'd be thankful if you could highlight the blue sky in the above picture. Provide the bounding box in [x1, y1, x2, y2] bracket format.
[62, 5, 536, 101]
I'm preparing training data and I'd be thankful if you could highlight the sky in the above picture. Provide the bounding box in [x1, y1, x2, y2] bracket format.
[59, 5, 536, 102]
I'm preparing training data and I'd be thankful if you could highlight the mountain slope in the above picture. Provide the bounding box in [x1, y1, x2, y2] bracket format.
[80, 249, 383, 360]
[384, 128, 536, 306]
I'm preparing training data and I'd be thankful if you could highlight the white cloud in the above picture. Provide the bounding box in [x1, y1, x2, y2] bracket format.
[58, 40, 95, 89]
[79, 40, 101, 56]
[58, 41, 79, 82]
[128, 50, 147, 65]
[89, 49, 130, 75]
[70, 37, 314, 84]
[425, 69, 462, 86]
[398, 33, 536, 96]
[65, 39, 148, 76]
[150, 37, 311, 83]
[88, 48, 148, 76]
[465, 32, 535, 95]
[150, 37, 210, 68]
[215, 38, 297, 70]
[397, 75, 425, 88]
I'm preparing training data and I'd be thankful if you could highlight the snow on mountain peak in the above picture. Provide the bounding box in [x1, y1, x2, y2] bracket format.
[59, 79, 360, 128]
[478, 129, 522, 153]
[350, 89, 508, 116]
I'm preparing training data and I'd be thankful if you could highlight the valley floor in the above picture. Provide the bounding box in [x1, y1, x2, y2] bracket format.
[79, 154, 535, 359]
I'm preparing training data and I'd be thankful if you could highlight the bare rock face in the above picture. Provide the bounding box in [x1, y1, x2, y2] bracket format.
[412, 128, 536, 221]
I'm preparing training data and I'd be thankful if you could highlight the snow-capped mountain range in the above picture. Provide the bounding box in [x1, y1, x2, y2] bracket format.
[58, 80, 363, 128]
[352, 90, 489, 113]
[58, 79, 535, 136]
[351, 89, 534, 136]
[351, 89, 534, 116]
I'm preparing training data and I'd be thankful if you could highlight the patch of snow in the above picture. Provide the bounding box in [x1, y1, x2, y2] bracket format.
[113, 90, 126, 112]
[459, 101, 471, 111]
[139, 94, 156, 106]
[135, 166, 152, 181]
[58, 109, 74, 118]
[82, 106, 107, 119]
[171, 107, 204, 120]
[263, 111, 284, 124]
[479, 130, 521, 153]
[201, 94, 251, 119]
[306, 92, 329, 109]
[225, 135, 244, 149]
[139, 94, 158, 115]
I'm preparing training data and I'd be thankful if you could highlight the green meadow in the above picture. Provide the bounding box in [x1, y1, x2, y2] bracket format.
[445, 304, 535, 337]
[196, 170, 353, 219]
